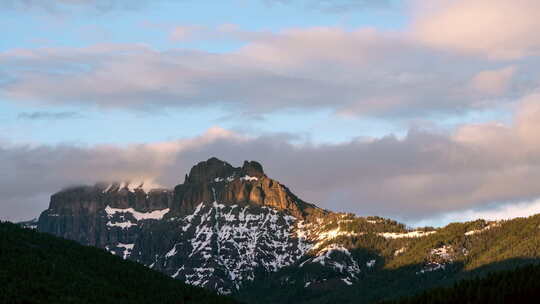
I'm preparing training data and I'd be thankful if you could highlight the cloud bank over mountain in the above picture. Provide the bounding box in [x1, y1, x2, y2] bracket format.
[2, 98, 540, 224]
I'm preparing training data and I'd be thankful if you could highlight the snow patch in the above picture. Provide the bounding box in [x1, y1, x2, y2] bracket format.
[394, 247, 406, 256]
[106, 220, 137, 229]
[378, 230, 436, 239]
[431, 245, 453, 260]
[240, 175, 258, 182]
[465, 222, 501, 236]
[166, 244, 178, 258]
[117, 243, 134, 259]
[105, 205, 170, 221]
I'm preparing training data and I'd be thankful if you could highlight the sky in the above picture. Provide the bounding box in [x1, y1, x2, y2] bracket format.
[2, 0, 540, 227]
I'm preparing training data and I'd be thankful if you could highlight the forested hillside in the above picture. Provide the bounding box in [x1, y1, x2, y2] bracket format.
[0, 222, 238, 304]
[382, 263, 540, 304]
[236, 215, 540, 303]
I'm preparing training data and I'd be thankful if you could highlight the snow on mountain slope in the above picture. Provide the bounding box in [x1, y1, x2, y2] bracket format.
[157, 201, 307, 294]
[36, 158, 443, 295]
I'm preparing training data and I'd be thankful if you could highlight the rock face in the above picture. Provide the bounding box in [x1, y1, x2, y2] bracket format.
[37, 158, 333, 294]
[174, 157, 321, 219]
[39, 183, 173, 248]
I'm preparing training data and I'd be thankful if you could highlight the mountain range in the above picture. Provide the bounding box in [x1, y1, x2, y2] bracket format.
[30, 158, 540, 303]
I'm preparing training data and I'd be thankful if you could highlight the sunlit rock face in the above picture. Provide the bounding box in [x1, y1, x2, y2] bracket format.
[173, 157, 322, 219]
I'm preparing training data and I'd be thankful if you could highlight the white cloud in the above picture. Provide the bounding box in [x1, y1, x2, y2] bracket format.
[414, 198, 540, 228]
[469, 66, 516, 96]
[2, 26, 530, 118]
[264, 0, 393, 13]
[412, 0, 540, 59]
[0, 0, 160, 12]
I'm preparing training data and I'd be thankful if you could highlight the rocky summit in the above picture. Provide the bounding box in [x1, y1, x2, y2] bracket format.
[36, 158, 540, 303]
[38, 158, 330, 294]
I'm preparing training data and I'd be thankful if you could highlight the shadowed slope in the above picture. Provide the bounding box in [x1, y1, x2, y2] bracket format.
[0, 222, 238, 304]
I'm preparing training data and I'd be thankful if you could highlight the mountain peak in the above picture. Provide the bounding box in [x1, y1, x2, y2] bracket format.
[173, 158, 322, 219]
[185, 157, 266, 184]
[185, 157, 236, 184]
[241, 160, 265, 178]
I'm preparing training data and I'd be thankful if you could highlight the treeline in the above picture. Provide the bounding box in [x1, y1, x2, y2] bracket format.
[0, 222, 237, 304]
[381, 263, 540, 304]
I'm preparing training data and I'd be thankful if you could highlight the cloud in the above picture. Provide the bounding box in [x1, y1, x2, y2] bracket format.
[18, 111, 82, 120]
[265, 0, 393, 13]
[4, 0, 392, 14]
[0, 0, 160, 13]
[414, 198, 540, 228]
[2, 25, 532, 118]
[2, 0, 539, 121]
[169, 24, 273, 43]
[3, 97, 540, 224]
[412, 0, 540, 59]
[469, 66, 517, 96]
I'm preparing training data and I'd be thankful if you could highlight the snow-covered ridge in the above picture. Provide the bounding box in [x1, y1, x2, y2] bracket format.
[300, 243, 361, 286]
[213, 175, 259, 183]
[465, 222, 501, 236]
[296, 218, 436, 252]
[240, 175, 258, 181]
[104, 206, 169, 230]
[296, 218, 366, 251]
[163, 201, 304, 294]
[106, 220, 136, 229]
[101, 181, 166, 193]
[117, 243, 134, 259]
[105, 205, 170, 221]
[310, 244, 351, 266]
[378, 230, 436, 239]
[312, 226, 363, 249]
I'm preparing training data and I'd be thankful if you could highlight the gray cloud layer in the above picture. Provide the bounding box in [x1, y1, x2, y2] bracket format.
[3, 97, 540, 224]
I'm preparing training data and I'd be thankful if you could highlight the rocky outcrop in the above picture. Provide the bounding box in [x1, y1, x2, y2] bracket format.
[173, 158, 322, 219]
[37, 158, 329, 293]
[38, 183, 173, 247]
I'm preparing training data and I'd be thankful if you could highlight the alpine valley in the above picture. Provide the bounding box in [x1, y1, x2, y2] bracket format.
[31, 158, 540, 303]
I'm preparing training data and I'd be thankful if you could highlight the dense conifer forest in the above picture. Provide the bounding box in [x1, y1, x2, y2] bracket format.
[382, 263, 540, 304]
[0, 222, 237, 304]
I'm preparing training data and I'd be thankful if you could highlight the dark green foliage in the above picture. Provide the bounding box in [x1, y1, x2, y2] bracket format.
[0, 222, 238, 304]
[235, 214, 540, 304]
[382, 263, 540, 304]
